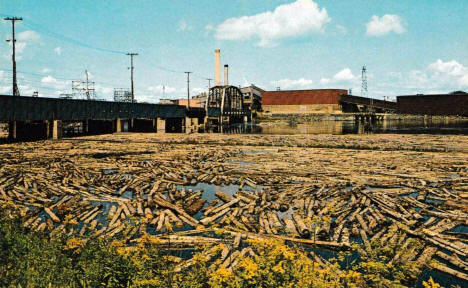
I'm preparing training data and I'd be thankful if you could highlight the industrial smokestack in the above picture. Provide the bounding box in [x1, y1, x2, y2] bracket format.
[215, 49, 221, 86]
[224, 64, 229, 86]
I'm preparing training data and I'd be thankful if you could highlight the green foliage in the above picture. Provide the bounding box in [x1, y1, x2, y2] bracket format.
[0, 212, 442, 288]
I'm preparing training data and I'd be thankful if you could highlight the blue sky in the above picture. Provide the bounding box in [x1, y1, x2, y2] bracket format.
[1, 0, 467, 102]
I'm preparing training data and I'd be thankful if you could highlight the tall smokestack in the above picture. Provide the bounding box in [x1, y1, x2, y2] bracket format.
[214, 49, 221, 86]
[224, 65, 229, 86]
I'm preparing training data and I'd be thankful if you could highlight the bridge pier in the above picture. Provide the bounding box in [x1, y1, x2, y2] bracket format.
[8, 121, 17, 140]
[52, 120, 63, 140]
[157, 118, 166, 134]
[185, 117, 200, 134]
[116, 118, 123, 133]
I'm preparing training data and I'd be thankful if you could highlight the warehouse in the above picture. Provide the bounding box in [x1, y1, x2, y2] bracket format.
[397, 93, 468, 117]
[262, 89, 348, 114]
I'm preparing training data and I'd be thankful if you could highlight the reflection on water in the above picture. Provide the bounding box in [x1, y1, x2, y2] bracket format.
[221, 118, 468, 135]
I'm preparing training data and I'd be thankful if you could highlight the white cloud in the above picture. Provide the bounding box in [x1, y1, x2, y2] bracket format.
[271, 78, 314, 89]
[41, 75, 58, 84]
[54, 46, 62, 55]
[40, 75, 68, 89]
[41, 68, 52, 73]
[178, 19, 192, 31]
[215, 0, 331, 47]
[205, 24, 214, 31]
[17, 30, 41, 42]
[379, 59, 468, 96]
[10, 42, 27, 54]
[0, 86, 10, 94]
[335, 24, 347, 35]
[320, 78, 330, 85]
[6, 30, 41, 56]
[366, 14, 406, 36]
[95, 85, 112, 95]
[459, 74, 468, 86]
[333, 68, 355, 81]
[192, 87, 205, 95]
[428, 59, 467, 77]
[426, 59, 468, 88]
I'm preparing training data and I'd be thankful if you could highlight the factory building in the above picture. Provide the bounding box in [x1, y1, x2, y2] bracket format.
[240, 85, 264, 113]
[262, 89, 348, 114]
[397, 92, 468, 117]
[159, 98, 204, 108]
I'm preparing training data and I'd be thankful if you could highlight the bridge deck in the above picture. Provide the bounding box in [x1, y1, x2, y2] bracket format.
[0, 95, 186, 122]
[340, 94, 397, 111]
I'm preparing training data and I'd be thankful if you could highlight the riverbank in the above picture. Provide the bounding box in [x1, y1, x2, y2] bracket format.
[0, 133, 467, 287]
[256, 113, 468, 124]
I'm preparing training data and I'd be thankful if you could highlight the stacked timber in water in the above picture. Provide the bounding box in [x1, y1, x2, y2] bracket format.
[0, 134, 466, 281]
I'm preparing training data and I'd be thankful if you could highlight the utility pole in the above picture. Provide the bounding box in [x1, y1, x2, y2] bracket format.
[5, 16, 23, 96]
[126, 53, 138, 102]
[206, 78, 212, 90]
[185, 72, 192, 109]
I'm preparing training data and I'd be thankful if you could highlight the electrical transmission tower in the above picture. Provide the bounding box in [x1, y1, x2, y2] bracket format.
[361, 66, 368, 98]
[127, 53, 138, 102]
[361, 66, 373, 112]
[4, 16, 23, 96]
[72, 71, 95, 99]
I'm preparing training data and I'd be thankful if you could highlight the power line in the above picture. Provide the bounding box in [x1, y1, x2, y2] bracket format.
[22, 20, 127, 55]
[0, 69, 121, 87]
[2, 17, 215, 94]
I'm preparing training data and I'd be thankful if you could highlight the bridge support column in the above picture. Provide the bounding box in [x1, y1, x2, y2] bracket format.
[157, 118, 166, 134]
[152, 119, 157, 132]
[52, 120, 62, 140]
[116, 118, 122, 133]
[129, 118, 135, 132]
[45, 120, 51, 139]
[185, 117, 191, 134]
[8, 121, 17, 140]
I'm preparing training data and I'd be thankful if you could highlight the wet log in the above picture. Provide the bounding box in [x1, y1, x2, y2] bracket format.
[283, 218, 299, 236]
[435, 251, 468, 272]
[292, 213, 310, 238]
[44, 207, 60, 223]
[216, 191, 231, 203]
[430, 261, 468, 282]
[184, 199, 206, 216]
[152, 196, 199, 226]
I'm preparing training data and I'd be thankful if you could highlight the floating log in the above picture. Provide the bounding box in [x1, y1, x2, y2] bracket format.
[44, 207, 60, 223]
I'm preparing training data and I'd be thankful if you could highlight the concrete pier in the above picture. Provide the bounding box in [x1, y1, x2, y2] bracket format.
[52, 120, 62, 140]
[157, 118, 166, 133]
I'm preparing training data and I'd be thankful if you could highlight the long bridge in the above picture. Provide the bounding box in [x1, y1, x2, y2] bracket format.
[340, 94, 397, 113]
[0, 95, 205, 141]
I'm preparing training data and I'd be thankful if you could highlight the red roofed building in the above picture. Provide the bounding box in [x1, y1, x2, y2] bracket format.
[262, 89, 348, 114]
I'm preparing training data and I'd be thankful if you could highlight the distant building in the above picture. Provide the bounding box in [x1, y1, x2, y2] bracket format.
[397, 93, 468, 116]
[159, 99, 175, 105]
[159, 96, 204, 108]
[262, 89, 348, 114]
[240, 85, 264, 112]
